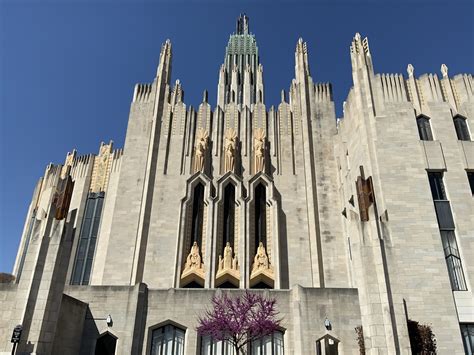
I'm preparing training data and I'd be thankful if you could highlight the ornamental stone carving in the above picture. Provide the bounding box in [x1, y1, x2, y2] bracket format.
[90, 141, 113, 193]
[61, 150, 77, 178]
[181, 242, 205, 287]
[194, 129, 209, 173]
[224, 128, 238, 173]
[250, 242, 274, 288]
[216, 242, 240, 287]
[254, 128, 265, 173]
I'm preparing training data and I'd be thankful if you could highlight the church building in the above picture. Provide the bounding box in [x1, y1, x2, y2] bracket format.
[1, 14, 473, 355]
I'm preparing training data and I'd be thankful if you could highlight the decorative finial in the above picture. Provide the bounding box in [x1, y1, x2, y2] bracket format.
[281, 90, 286, 103]
[407, 64, 414, 77]
[203, 90, 208, 103]
[236, 13, 249, 35]
[441, 64, 448, 78]
[355, 32, 361, 41]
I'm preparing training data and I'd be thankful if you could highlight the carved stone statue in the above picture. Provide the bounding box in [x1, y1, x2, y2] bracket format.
[224, 128, 238, 173]
[254, 128, 266, 173]
[441, 64, 448, 78]
[216, 242, 240, 286]
[194, 129, 208, 173]
[253, 242, 269, 271]
[219, 242, 236, 271]
[185, 242, 202, 269]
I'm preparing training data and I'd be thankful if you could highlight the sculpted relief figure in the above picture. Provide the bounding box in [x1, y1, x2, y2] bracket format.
[224, 128, 238, 173]
[185, 242, 202, 270]
[218, 242, 238, 271]
[254, 128, 266, 173]
[194, 129, 209, 173]
[253, 242, 269, 271]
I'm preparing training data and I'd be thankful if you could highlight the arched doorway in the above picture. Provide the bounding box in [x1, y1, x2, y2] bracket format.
[95, 332, 117, 355]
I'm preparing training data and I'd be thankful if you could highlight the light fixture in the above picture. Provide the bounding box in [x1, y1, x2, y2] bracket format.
[324, 317, 331, 330]
[106, 314, 113, 327]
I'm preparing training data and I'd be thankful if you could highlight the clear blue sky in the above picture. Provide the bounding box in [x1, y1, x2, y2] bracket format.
[1, 1, 472, 273]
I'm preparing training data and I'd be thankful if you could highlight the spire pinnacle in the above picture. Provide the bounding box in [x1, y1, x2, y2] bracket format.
[236, 13, 249, 35]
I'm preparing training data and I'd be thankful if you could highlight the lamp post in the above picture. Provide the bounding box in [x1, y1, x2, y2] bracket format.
[85, 314, 113, 327]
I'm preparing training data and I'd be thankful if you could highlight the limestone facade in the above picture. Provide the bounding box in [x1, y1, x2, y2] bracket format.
[1, 14, 473, 355]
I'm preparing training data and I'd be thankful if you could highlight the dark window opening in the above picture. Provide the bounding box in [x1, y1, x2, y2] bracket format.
[191, 183, 205, 250]
[453, 115, 471, 141]
[467, 171, 474, 195]
[218, 281, 238, 289]
[416, 115, 433, 141]
[95, 333, 117, 355]
[71, 192, 105, 285]
[428, 172, 447, 200]
[181, 281, 203, 289]
[254, 184, 267, 253]
[223, 184, 235, 254]
[461, 323, 474, 355]
[441, 230, 467, 291]
[251, 281, 272, 289]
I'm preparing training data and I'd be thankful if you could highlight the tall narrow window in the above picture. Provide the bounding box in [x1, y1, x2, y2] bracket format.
[428, 172, 446, 200]
[151, 324, 185, 355]
[461, 323, 474, 355]
[223, 184, 235, 254]
[427, 172, 467, 291]
[191, 184, 205, 249]
[453, 115, 471, 141]
[416, 115, 433, 141]
[16, 211, 36, 282]
[254, 184, 267, 252]
[71, 192, 104, 285]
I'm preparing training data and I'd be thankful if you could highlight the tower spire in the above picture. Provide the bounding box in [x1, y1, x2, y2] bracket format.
[236, 13, 249, 35]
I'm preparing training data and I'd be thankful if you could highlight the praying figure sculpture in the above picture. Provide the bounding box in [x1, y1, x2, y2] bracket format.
[224, 128, 238, 173]
[194, 129, 209, 173]
[254, 128, 266, 173]
[185, 242, 202, 270]
[253, 242, 269, 271]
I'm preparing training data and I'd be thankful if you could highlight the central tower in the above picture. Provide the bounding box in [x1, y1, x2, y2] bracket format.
[217, 13, 264, 109]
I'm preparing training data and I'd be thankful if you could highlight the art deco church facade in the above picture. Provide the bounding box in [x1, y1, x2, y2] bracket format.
[1, 15, 473, 355]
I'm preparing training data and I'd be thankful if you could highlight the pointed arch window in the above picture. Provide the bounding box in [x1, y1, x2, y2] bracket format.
[453, 115, 470, 141]
[255, 184, 267, 251]
[416, 115, 433, 141]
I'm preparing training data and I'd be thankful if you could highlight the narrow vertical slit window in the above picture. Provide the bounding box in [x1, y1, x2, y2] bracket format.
[453, 115, 471, 141]
[467, 171, 474, 195]
[254, 184, 267, 252]
[191, 183, 205, 249]
[71, 192, 105, 285]
[427, 172, 467, 291]
[223, 184, 235, 254]
[416, 115, 433, 141]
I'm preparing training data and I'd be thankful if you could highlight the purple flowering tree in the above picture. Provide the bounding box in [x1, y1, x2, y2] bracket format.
[197, 291, 281, 354]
